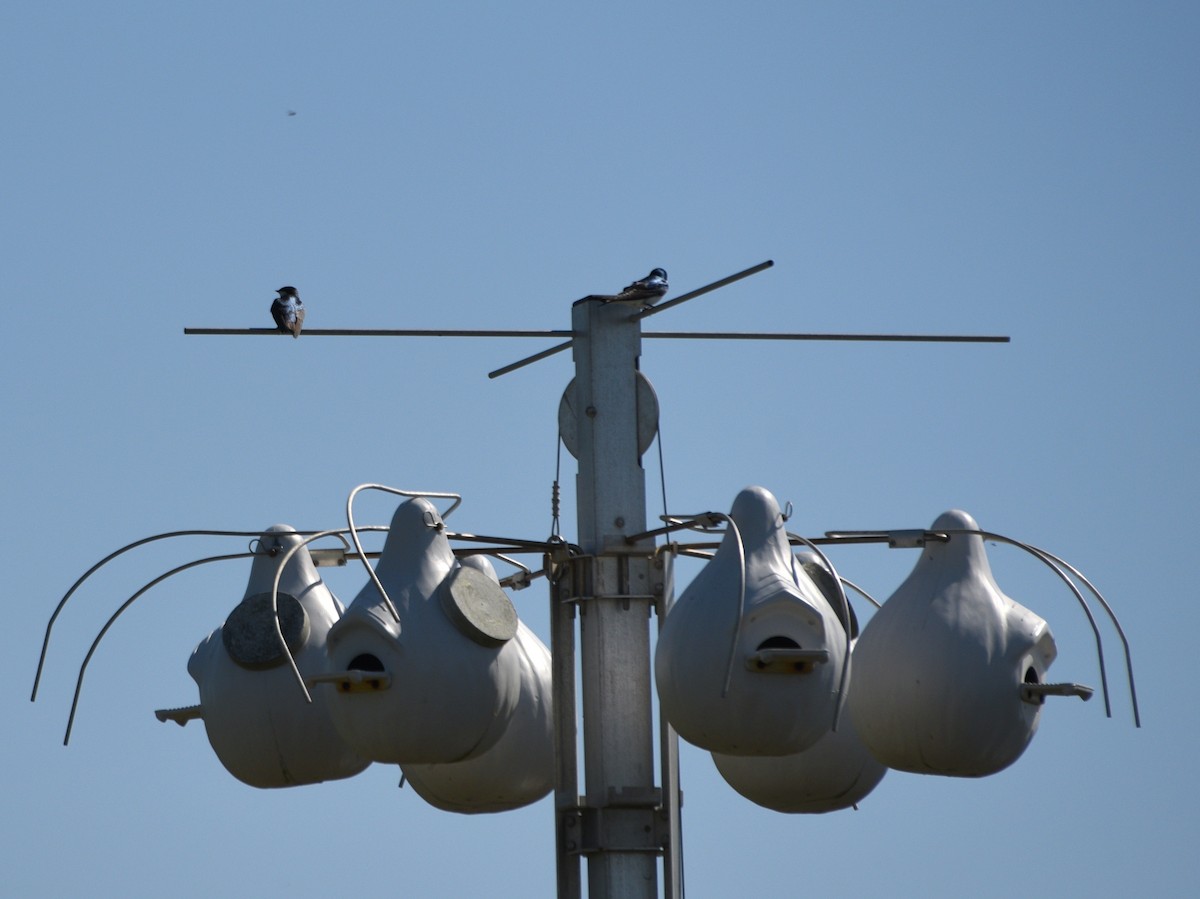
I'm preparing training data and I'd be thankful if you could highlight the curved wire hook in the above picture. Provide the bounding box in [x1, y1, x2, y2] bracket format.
[63, 552, 252, 745]
[950, 530, 1137, 724]
[1030, 545, 1140, 727]
[670, 512, 747, 699]
[267, 529, 366, 705]
[264, 526, 389, 702]
[461, 550, 536, 585]
[788, 532, 853, 732]
[483, 552, 532, 577]
[345, 484, 464, 623]
[250, 530, 353, 557]
[938, 529, 1118, 721]
[34, 529, 290, 702]
[839, 576, 883, 610]
[350, 483, 463, 521]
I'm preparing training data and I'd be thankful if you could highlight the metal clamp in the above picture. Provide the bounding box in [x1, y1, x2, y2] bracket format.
[555, 554, 666, 608]
[560, 788, 671, 856]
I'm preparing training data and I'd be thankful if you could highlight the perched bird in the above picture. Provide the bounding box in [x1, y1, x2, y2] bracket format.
[270, 286, 305, 338]
[611, 268, 669, 306]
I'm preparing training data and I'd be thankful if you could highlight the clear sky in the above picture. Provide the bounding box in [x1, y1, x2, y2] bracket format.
[4, 3, 1197, 896]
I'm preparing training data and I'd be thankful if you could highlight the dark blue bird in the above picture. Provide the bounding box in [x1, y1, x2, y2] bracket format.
[611, 268, 669, 306]
[270, 286, 305, 338]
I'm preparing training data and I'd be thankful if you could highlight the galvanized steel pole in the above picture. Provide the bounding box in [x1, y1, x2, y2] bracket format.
[567, 298, 659, 897]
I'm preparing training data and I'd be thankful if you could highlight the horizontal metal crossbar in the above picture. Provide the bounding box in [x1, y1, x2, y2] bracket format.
[644, 331, 1010, 343]
[183, 327, 574, 337]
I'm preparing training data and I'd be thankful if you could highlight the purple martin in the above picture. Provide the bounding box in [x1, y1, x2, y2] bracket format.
[270, 286, 305, 338]
[610, 268, 669, 306]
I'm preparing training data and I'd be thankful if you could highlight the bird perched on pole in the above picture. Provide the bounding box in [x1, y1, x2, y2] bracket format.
[270, 286, 305, 338]
[610, 268, 668, 306]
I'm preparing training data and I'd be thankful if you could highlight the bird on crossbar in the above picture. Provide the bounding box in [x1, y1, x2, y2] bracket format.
[270, 286, 305, 338]
[609, 268, 668, 306]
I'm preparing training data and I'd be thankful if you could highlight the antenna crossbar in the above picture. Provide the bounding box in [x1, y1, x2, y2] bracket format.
[487, 260, 777, 377]
[488, 339, 574, 379]
[644, 332, 1010, 343]
[183, 328, 573, 338]
[184, 259, 1009, 381]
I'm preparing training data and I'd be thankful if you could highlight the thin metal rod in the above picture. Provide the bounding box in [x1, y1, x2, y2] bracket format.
[492, 260, 776, 378]
[551, 571, 581, 899]
[488, 339, 574, 379]
[64, 552, 252, 745]
[624, 515, 725, 545]
[644, 331, 1010, 343]
[669, 512, 746, 699]
[32, 528, 329, 702]
[648, 534, 887, 553]
[184, 328, 574, 338]
[942, 529, 1142, 726]
[840, 577, 883, 609]
[631, 260, 775, 320]
[269, 530, 363, 704]
[655, 576, 683, 899]
[1029, 546, 1141, 728]
[446, 531, 581, 554]
[821, 530, 950, 546]
[787, 531, 852, 732]
[938, 529, 1114, 719]
[345, 484, 464, 622]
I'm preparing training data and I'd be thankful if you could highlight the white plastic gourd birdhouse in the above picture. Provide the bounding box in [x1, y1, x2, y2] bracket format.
[655, 486, 848, 756]
[185, 525, 370, 788]
[711, 551, 886, 813]
[323, 498, 523, 765]
[400, 556, 554, 813]
[848, 509, 1058, 777]
[711, 696, 885, 813]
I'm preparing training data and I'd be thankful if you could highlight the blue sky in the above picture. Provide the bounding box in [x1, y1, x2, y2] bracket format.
[4, 3, 1197, 896]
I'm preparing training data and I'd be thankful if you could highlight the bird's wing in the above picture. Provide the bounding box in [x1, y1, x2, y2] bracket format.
[270, 299, 288, 330]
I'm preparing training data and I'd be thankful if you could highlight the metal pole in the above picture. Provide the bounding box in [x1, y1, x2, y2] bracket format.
[656, 558, 683, 899]
[569, 298, 659, 897]
[552, 576, 582, 899]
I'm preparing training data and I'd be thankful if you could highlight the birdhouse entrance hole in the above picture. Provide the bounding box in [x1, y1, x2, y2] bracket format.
[348, 653, 385, 673]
